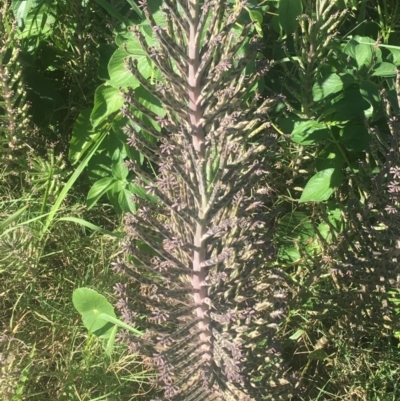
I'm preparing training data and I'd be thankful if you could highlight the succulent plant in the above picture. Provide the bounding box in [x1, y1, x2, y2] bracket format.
[112, 1, 296, 399]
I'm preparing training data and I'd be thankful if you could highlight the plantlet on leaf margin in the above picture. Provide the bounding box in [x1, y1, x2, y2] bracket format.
[112, 1, 297, 400]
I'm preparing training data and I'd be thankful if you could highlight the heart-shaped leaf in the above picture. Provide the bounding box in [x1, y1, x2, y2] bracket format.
[278, 0, 302, 36]
[72, 288, 116, 339]
[299, 168, 344, 203]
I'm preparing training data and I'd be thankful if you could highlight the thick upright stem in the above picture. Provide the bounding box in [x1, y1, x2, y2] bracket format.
[188, 0, 211, 359]
[188, 0, 205, 156]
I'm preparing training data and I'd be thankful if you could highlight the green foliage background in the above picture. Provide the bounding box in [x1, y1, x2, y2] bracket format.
[2, 0, 400, 400]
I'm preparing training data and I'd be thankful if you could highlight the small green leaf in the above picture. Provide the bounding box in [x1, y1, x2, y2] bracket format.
[291, 120, 329, 145]
[308, 349, 329, 361]
[289, 329, 305, 340]
[72, 288, 117, 339]
[312, 73, 344, 101]
[90, 84, 124, 128]
[372, 62, 397, 77]
[278, 0, 302, 36]
[87, 177, 116, 210]
[299, 168, 344, 203]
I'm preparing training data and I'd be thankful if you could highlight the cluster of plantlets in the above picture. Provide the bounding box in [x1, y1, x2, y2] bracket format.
[103, 0, 299, 399]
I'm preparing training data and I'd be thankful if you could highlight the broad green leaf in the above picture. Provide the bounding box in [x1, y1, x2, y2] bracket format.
[12, 0, 36, 29]
[372, 62, 397, 77]
[86, 151, 113, 182]
[87, 177, 116, 210]
[277, 244, 300, 263]
[72, 288, 116, 339]
[111, 146, 121, 162]
[107, 180, 126, 214]
[387, 47, 400, 65]
[278, 0, 302, 36]
[111, 116, 146, 164]
[108, 47, 141, 88]
[271, 14, 281, 34]
[330, 89, 370, 121]
[69, 109, 97, 164]
[318, 202, 343, 241]
[91, 84, 124, 128]
[129, 86, 166, 133]
[108, 35, 155, 88]
[128, 182, 157, 203]
[111, 158, 129, 181]
[15, 1, 55, 38]
[248, 9, 263, 36]
[299, 168, 344, 203]
[140, 5, 167, 44]
[118, 188, 137, 213]
[291, 120, 329, 145]
[135, 86, 165, 117]
[339, 122, 370, 152]
[277, 115, 302, 134]
[312, 73, 343, 101]
[315, 148, 344, 171]
[344, 36, 380, 70]
[98, 43, 117, 80]
[317, 222, 332, 242]
[277, 212, 315, 241]
[360, 80, 381, 119]
[326, 202, 342, 231]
